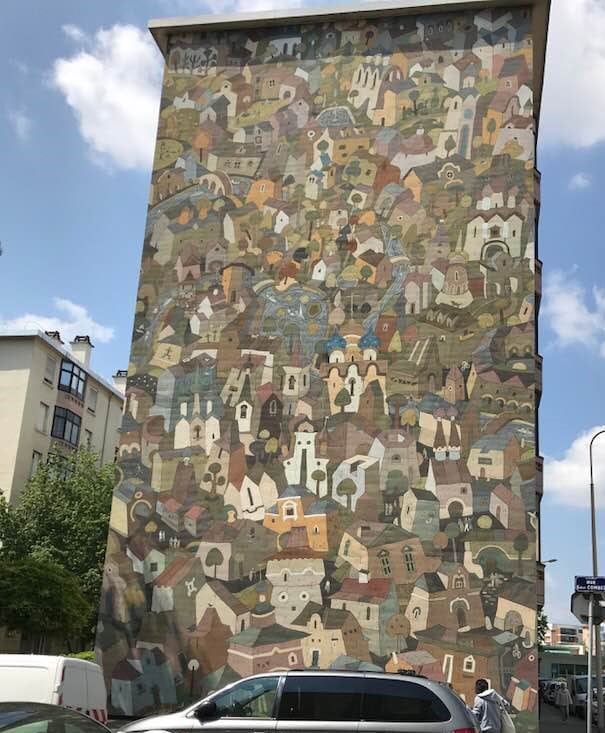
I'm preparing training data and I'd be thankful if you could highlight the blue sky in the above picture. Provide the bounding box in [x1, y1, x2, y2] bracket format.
[2, 0, 605, 623]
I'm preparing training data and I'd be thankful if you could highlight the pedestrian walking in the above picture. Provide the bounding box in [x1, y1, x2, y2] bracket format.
[555, 681, 573, 722]
[472, 678, 515, 732]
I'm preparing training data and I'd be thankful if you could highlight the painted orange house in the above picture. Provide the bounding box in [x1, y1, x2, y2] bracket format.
[247, 178, 280, 207]
[262, 486, 342, 552]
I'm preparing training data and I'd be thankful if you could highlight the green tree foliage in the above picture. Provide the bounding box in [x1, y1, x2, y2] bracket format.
[444, 135, 457, 157]
[513, 532, 529, 575]
[336, 478, 357, 511]
[537, 609, 548, 650]
[311, 469, 326, 494]
[68, 650, 97, 662]
[205, 547, 224, 578]
[335, 387, 352, 413]
[0, 449, 116, 614]
[0, 558, 91, 652]
[203, 462, 226, 496]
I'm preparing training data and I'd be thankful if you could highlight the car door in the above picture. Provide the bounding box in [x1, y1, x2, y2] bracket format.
[358, 676, 452, 733]
[276, 673, 362, 733]
[192, 675, 280, 733]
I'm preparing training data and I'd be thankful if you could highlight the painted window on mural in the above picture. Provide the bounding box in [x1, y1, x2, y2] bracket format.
[98, 6, 539, 727]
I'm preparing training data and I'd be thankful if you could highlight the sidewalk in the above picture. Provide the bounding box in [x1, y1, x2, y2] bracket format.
[540, 703, 589, 732]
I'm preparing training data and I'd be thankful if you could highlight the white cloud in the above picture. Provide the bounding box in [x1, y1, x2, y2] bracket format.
[0, 298, 114, 344]
[52, 24, 163, 171]
[545, 425, 605, 508]
[154, 0, 301, 14]
[61, 24, 88, 43]
[541, 0, 605, 148]
[7, 109, 32, 142]
[569, 172, 591, 190]
[542, 270, 605, 352]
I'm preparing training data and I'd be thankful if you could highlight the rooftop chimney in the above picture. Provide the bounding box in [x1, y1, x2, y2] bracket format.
[45, 331, 63, 343]
[70, 335, 94, 368]
[112, 369, 128, 395]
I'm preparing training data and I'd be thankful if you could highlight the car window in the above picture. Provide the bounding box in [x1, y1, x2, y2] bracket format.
[0, 668, 53, 703]
[278, 675, 364, 721]
[361, 678, 451, 723]
[0, 707, 103, 733]
[212, 676, 279, 719]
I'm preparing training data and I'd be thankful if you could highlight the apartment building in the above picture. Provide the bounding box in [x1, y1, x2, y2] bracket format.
[540, 624, 605, 679]
[0, 330, 124, 503]
[546, 623, 588, 649]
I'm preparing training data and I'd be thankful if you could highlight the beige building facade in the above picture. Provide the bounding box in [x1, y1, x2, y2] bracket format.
[0, 330, 124, 504]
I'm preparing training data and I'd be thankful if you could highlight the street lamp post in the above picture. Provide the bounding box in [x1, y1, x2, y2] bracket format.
[590, 430, 605, 733]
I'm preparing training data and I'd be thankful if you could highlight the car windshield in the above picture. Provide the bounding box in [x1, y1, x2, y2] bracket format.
[0, 706, 104, 733]
[577, 678, 605, 694]
[211, 676, 279, 719]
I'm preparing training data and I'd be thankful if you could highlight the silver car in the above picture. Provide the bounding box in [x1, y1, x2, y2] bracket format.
[120, 670, 479, 732]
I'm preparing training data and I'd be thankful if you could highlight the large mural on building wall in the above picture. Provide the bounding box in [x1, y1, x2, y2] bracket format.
[97, 6, 541, 727]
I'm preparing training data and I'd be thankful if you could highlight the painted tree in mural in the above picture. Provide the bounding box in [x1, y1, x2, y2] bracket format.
[386, 613, 411, 652]
[97, 6, 540, 728]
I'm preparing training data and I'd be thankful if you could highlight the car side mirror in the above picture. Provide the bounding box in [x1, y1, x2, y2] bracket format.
[196, 701, 218, 720]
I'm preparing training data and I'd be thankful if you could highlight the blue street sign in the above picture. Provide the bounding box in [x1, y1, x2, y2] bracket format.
[576, 576, 605, 593]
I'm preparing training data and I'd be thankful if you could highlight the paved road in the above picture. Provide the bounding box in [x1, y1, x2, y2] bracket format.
[541, 703, 589, 731]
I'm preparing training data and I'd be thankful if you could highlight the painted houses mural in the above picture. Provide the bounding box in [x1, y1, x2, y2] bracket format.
[97, 6, 541, 729]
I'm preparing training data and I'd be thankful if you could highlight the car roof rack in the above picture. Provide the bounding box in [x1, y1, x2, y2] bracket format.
[396, 670, 427, 678]
[288, 669, 367, 673]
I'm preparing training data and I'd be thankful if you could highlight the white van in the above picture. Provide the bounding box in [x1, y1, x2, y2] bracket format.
[0, 655, 107, 722]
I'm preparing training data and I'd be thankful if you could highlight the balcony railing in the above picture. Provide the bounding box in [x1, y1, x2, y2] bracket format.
[535, 258, 542, 300]
[534, 167, 542, 205]
[537, 560, 545, 608]
[536, 455, 544, 497]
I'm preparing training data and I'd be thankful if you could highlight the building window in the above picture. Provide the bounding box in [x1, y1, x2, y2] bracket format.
[31, 450, 42, 477]
[240, 404, 248, 419]
[403, 546, 415, 573]
[84, 429, 93, 449]
[343, 540, 351, 556]
[366, 607, 371, 621]
[88, 387, 98, 413]
[59, 359, 87, 400]
[51, 407, 81, 446]
[44, 355, 57, 385]
[37, 402, 50, 433]
[379, 550, 392, 576]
